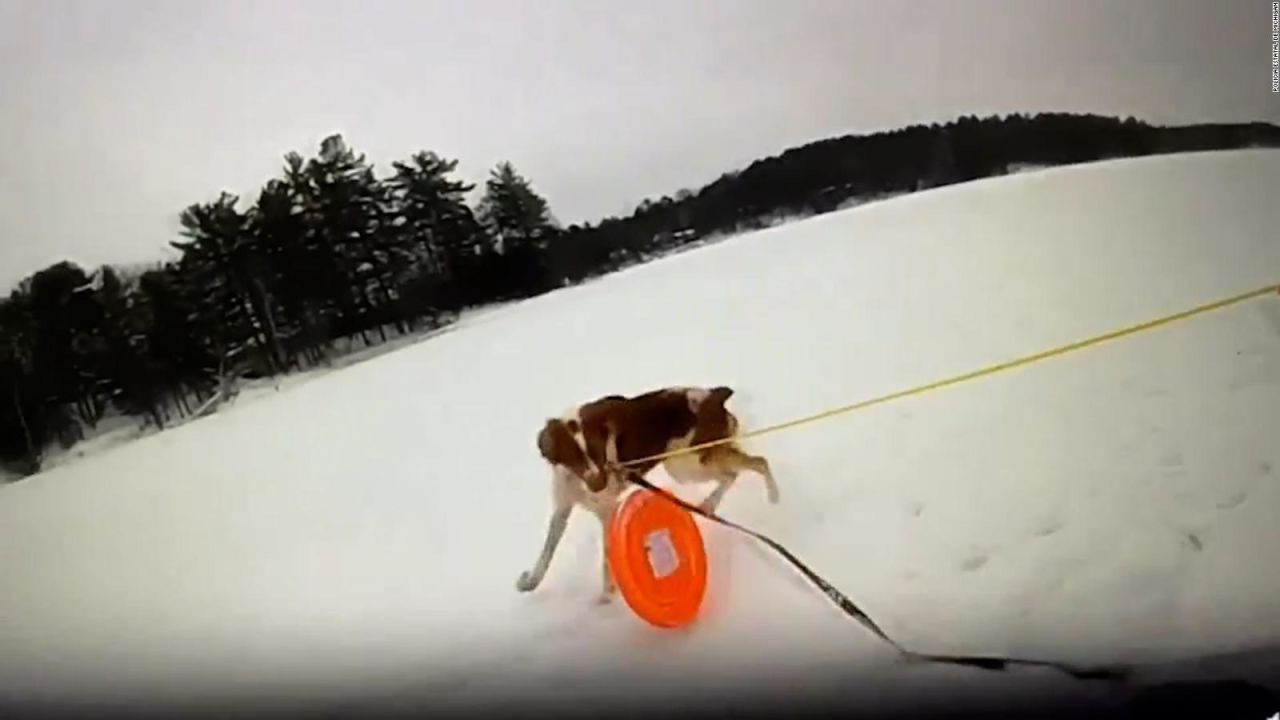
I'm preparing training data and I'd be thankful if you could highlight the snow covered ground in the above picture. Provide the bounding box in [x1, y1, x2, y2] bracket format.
[18, 300, 525, 482]
[2, 149, 1279, 717]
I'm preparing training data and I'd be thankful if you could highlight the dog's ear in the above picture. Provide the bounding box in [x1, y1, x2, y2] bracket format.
[537, 419, 570, 463]
[539, 417, 597, 483]
[537, 417, 578, 461]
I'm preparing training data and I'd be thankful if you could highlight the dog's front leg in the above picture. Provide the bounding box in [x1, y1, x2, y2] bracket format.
[593, 504, 618, 604]
[516, 505, 572, 593]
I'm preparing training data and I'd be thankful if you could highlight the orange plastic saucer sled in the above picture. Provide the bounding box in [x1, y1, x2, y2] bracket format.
[607, 487, 708, 629]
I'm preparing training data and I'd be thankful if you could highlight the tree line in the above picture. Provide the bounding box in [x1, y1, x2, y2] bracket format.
[3, 112, 1278, 478]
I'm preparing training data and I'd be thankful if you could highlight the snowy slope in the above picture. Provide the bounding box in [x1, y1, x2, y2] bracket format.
[2, 149, 1279, 716]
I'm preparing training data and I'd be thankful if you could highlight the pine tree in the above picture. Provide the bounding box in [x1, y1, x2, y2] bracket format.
[469, 162, 559, 300]
[22, 262, 96, 447]
[476, 162, 556, 252]
[87, 266, 166, 426]
[250, 175, 335, 369]
[387, 150, 488, 313]
[175, 192, 283, 376]
[0, 293, 42, 473]
[292, 134, 407, 342]
[136, 263, 221, 419]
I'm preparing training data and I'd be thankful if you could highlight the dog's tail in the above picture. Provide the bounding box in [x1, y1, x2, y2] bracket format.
[707, 385, 734, 406]
[689, 386, 739, 451]
[706, 385, 757, 441]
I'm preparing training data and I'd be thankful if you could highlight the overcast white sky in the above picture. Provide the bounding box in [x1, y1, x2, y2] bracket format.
[1, 0, 1277, 289]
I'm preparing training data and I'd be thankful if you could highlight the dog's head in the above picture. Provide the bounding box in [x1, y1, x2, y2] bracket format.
[537, 417, 605, 491]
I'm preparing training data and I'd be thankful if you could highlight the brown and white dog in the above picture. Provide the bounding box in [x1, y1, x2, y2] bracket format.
[515, 385, 779, 603]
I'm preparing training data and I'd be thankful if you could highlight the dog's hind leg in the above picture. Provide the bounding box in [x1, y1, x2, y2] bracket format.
[698, 471, 737, 515]
[697, 447, 780, 513]
[516, 470, 576, 593]
[743, 451, 780, 504]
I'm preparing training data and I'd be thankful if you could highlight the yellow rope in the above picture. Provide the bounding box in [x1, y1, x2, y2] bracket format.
[620, 282, 1280, 467]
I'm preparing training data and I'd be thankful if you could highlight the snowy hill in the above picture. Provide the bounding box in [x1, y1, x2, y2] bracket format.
[2, 149, 1279, 718]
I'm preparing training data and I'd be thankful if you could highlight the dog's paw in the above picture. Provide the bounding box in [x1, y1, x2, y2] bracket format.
[767, 485, 781, 504]
[515, 571, 538, 593]
[594, 592, 615, 606]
